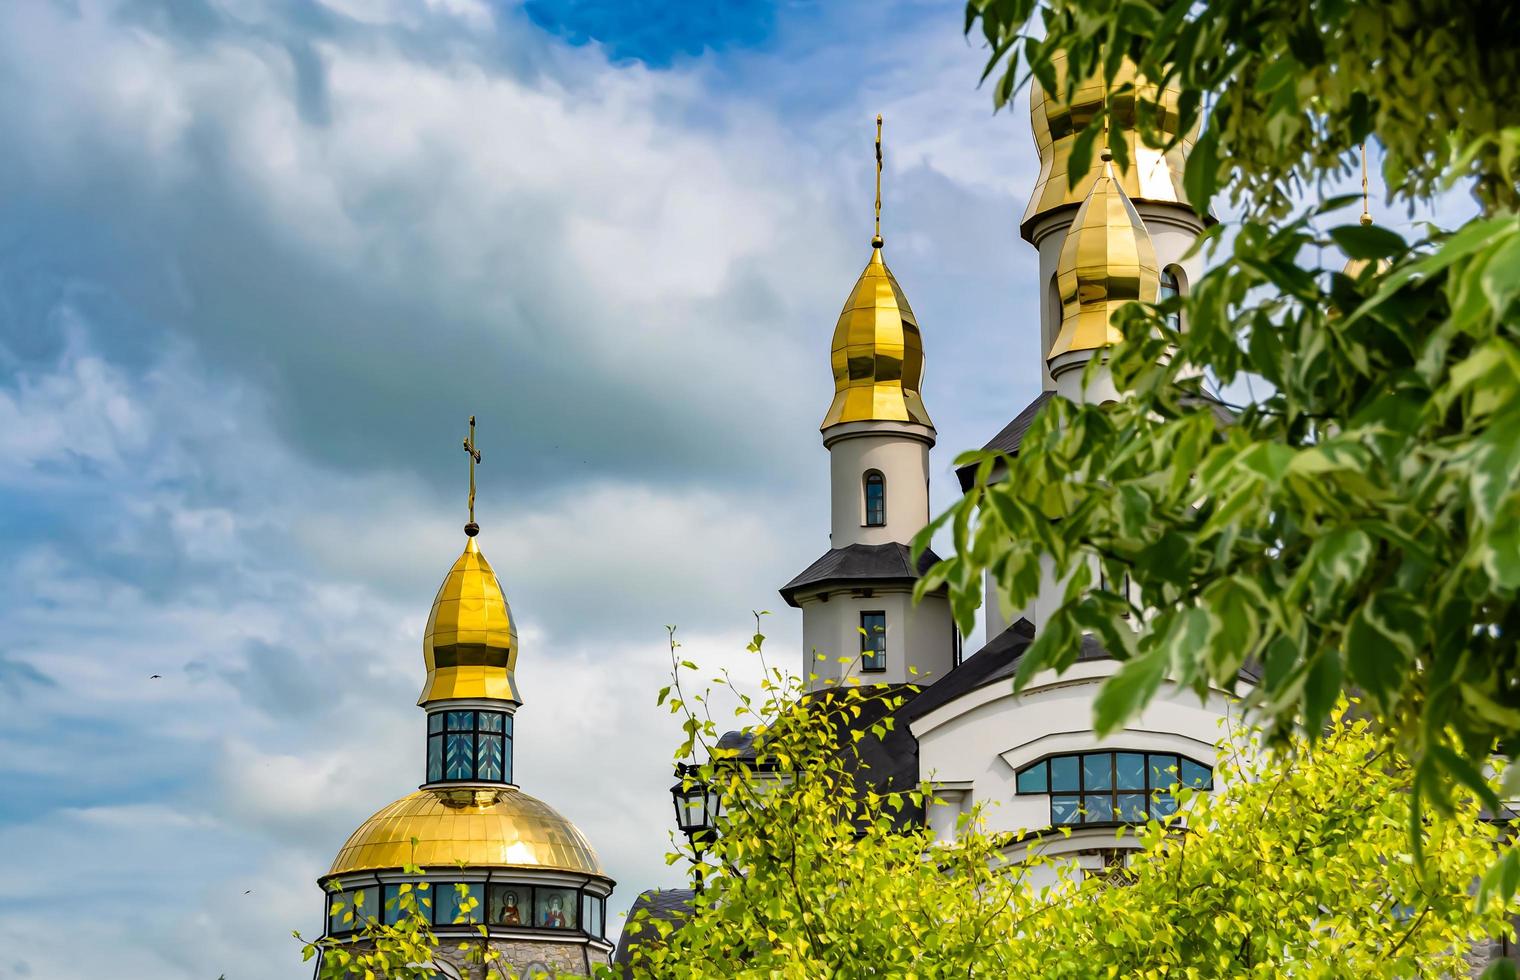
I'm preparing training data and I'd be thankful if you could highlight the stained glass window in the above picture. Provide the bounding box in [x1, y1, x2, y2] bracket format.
[426, 710, 514, 784]
[433, 882, 483, 926]
[1016, 751, 1213, 826]
[536, 887, 577, 930]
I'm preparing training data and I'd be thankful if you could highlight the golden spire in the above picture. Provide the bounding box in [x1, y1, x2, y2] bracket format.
[462, 415, 482, 536]
[1343, 143, 1389, 278]
[873, 113, 884, 248]
[820, 117, 932, 430]
[1359, 142, 1373, 226]
[420, 416, 519, 706]
[1049, 149, 1160, 361]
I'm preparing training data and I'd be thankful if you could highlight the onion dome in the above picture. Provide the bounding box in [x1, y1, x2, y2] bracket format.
[1024, 52, 1196, 241]
[1049, 155, 1160, 361]
[327, 788, 604, 877]
[419, 535, 520, 705]
[821, 243, 933, 430]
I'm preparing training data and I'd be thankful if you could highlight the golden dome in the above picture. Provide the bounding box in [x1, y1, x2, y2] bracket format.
[821, 244, 933, 430]
[1024, 52, 1196, 240]
[327, 788, 606, 878]
[419, 536, 520, 706]
[1050, 157, 1160, 360]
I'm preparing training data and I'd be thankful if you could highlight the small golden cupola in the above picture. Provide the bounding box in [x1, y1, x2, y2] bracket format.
[419, 416, 520, 706]
[821, 115, 933, 431]
[1024, 52, 1195, 241]
[1049, 151, 1160, 362]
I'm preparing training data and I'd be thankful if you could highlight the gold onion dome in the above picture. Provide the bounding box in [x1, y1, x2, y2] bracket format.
[419, 535, 520, 705]
[1025, 52, 1195, 240]
[327, 788, 605, 877]
[821, 243, 933, 429]
[1050, 155, 1160, 360]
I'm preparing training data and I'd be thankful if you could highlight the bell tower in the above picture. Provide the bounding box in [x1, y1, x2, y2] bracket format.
[782, 117, 957, 692]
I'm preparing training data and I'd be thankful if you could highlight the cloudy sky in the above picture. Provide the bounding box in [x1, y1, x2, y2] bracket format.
[0, 0, 1046, 975]
[0, 1, 1473, 977]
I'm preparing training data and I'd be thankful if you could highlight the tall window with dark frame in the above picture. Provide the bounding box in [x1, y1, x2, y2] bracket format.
[1015, 750, 1211, 826]
[426, 709, 513, 784]
[860, 611, 886, 672]
[1159, 267, 1182, 331]
[863, 471, 885, 527]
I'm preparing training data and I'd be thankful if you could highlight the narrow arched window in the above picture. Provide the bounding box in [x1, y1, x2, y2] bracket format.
[1159, 266, 1183, 331]
[864, 471, 885, 527]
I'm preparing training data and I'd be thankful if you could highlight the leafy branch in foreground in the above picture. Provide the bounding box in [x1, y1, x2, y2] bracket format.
[626, 627, 1515, 977]
[934, 0, 1520, 886]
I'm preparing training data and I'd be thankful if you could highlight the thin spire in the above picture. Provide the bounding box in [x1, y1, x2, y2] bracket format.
[873, 114, 884, 248]
[1359, 143, 1373, 226]
[462, 415, 482, 536]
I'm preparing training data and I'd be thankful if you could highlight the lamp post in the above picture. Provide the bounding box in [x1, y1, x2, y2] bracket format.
[670, 763, 721, 891]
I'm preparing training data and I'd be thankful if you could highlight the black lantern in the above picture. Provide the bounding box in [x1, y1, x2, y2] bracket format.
[670, 763, 721, 842]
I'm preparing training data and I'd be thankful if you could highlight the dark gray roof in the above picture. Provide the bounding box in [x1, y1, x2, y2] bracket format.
[903, 618, 1073, 721]
[780, 542, 943, 607]
[613, 888, 695, 973]
[956, 391, 1053, 492]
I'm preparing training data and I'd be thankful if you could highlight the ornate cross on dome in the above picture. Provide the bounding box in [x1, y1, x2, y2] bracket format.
[462, 415, 482, 536]
[873, 113, 884, 248]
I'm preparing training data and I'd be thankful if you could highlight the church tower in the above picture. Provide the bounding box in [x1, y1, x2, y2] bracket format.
[976, 55, 1210, 638]
[318, 419, 615, 978]
[781, 117, 957, 691]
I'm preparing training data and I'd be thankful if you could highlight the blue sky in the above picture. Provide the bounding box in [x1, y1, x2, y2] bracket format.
[0, 1, 1467, 977]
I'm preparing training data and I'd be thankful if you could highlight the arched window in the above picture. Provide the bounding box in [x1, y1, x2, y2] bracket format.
[1159, 266, 1183, 331]
[863, 471, 885, 527]
[1015, 750, 1212, 825]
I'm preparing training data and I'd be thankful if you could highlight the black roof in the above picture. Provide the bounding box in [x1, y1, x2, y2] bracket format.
[613, 888, 695, 973]
[955, 391, 1053, 492]
[779, 541, 943, 607]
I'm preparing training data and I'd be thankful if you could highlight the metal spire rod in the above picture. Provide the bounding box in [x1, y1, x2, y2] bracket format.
[873, 114, 884, 248]
[1360, 143, 1372, 226]
[462, 415, 482, 536]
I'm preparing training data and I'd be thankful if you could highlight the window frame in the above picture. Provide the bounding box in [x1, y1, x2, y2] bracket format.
[863, 470, 886, 527]
[859, 610, 887, 673]
[1014, 750, 1212, 827]
[426, 709, 514, 784]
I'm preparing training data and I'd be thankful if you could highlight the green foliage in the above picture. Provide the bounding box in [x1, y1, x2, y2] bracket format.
[938, 0, 1520, 915]
[631, 631, 1516, 977]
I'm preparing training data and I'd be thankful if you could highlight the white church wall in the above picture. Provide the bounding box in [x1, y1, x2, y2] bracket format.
[797, 585, 954, 689]
[912, 660, 1237, 842]
[824, 421, 934, 548]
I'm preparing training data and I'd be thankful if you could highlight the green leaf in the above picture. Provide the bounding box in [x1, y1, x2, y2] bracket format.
[1094, 643, 1169, 735]
[1329, 223, 1406, 260]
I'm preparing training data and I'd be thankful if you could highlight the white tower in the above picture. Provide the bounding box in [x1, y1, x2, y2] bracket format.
[781, 116, 957, 692]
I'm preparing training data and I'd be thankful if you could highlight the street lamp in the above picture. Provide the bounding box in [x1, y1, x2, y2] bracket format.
[670, 763, 721, 844]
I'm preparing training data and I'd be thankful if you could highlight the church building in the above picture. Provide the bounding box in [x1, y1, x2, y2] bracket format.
[616, 61, 1238, 964]
[318, 420, 616, 977]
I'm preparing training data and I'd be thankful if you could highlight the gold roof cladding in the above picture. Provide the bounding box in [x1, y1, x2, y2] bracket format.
[821, 246, 933, 430]
[1050, 158, 1160, 360]
[327, 788, 606, 878]
[1023, 52, 1195, 240]
[419, 536, 520, 705]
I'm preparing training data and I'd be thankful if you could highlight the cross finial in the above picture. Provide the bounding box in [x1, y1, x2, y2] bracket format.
[462, 415, 482, 536]
[873, 114, 884, 248]
[1359, 143, 1373, 226]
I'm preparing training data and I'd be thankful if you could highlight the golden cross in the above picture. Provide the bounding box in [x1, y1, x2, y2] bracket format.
[873, 114, 884, 247]
[462, 415, 482, 535]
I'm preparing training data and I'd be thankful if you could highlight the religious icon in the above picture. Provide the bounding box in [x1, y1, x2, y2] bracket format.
[543, 893, 567, 929]
[493, 889, 522, 926]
